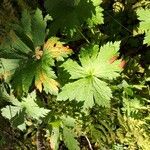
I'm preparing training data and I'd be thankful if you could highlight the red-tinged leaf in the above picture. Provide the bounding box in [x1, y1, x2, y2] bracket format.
[44, 37, 73, 61]
[119, 60, 126, 69]
[109, 56, 118, 64]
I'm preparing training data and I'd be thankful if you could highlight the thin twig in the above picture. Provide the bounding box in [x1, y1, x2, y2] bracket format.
[85, 136, 93, 150]
[105, 11, 133, 34]
[75, 26, 90, 44]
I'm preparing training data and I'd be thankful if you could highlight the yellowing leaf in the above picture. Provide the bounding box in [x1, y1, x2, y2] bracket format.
[44, 37, 73, 61]
[34, 47, 43, 60]
[35, 75, 43, 92]
[0, 71, 11, 80]
[35, 65, 59, 95]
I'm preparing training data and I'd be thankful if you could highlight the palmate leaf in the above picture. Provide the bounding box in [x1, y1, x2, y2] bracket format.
[5, 35, 71, 95]
[57, 42, 122, 108]
[0, 9, 72, 96]
[1, 91, 50, 130]
[11, 50, 59, 95]
[57, 75, 111, 108]
[45, 0, 96, 35]
[34, 37, 72, 94]
[0, 91, 26, 130]
[137, 8, 150, 45]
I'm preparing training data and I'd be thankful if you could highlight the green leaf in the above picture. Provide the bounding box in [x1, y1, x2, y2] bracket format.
[12, 60, 36, 95]
[57, 77, 111, 108]
[97, 41, 120, 62]
[12, 110, 26, 131]
[63, 127, 80, 150]
[22, 61, 36, 92]
[87, 0, 103, 26]
[57, 42, 121, 108]
[45, 0, 96, 35]
[137, 8, 150, 45]
[21, 9, 31, 37]
[137, 8, 150, 31]
[92, 77, 112, 107]
[122, 98, 146, 114]
[60, 59, 86, 80]
[144, 30, 150, 45]
[57, 78, 94, 108]
[1, 91, 49, 120]
[0, 58, 20, 81]
[0, 9, 73, 96]
[50, 124, 60, 150]
[1, 105, 26, 131]
[21, 91, 50, 120]
[1, 105, 21, 120]
[0, 93, 26, 131]
[61, 116, 75, 127]
[31, 8, 47, 47]
[10, 31, 32, 54]
[11, 47, 59, 96]
[35, 57, 59, 95]
[91, 0, 102, 6]
[1, 91, 50, 130]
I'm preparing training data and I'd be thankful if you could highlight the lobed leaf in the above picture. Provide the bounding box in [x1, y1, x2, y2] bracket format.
[58, 42, 122, 108]
[31, 8, 47, 47]
[44, 37, 73, 61]
[1, 91, 50, 130]
[21, 91, 50, 120]
[21, 10, 31, 37]
[137, 8, 150, 45]
[45, 0, 96, 35]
